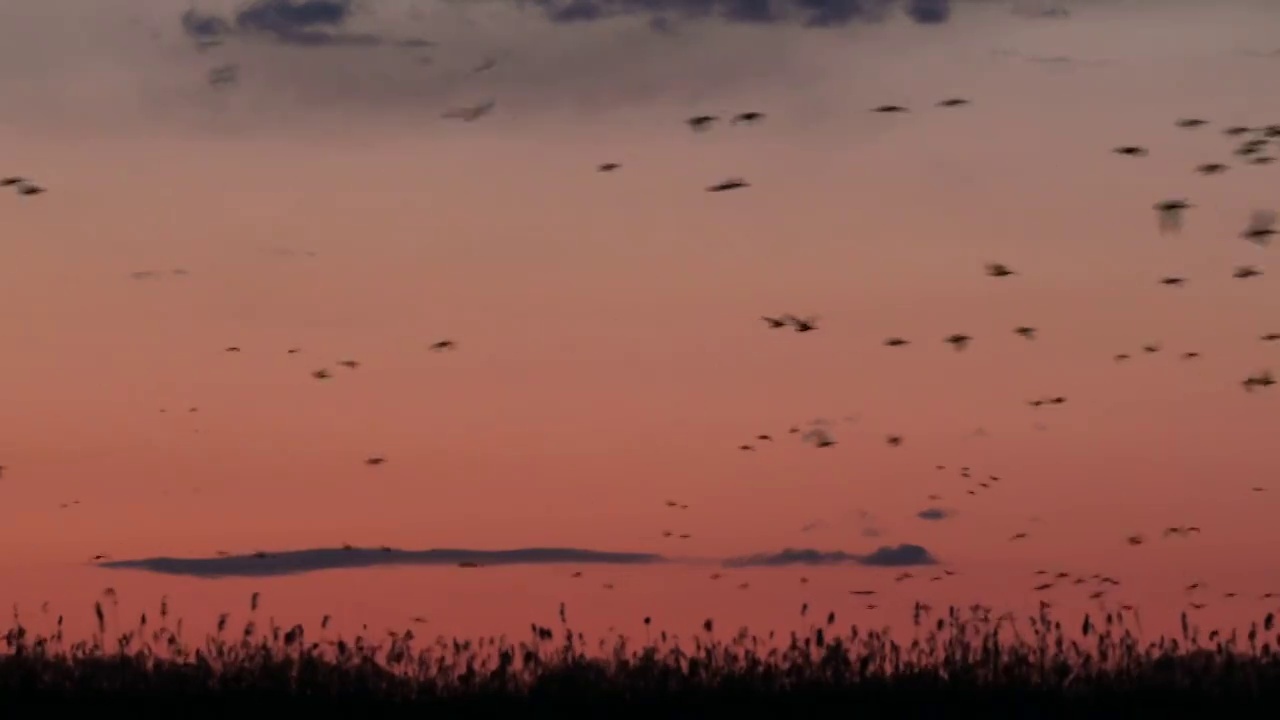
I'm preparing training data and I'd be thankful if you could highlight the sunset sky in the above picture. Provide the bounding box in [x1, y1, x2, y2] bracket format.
[2, 0, 1279, 644]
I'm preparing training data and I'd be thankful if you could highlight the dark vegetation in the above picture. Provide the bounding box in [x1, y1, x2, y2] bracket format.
[3, 595, 1280, 717]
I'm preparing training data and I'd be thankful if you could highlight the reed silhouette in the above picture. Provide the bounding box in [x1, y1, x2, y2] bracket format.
[4, 592, 1280, 715]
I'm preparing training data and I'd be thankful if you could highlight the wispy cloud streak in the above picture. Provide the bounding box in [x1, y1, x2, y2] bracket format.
[99, 543, 939, 577]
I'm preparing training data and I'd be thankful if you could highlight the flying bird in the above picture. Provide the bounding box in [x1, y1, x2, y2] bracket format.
[1243, 370, 1276, 392]
[801, 428, 837, 448]
[1241, 210, 1276, 246]
[597, 163, 621, 172]
[707, 178, 749, 192]
[1154, 199, 1192, 234]
[1233, 265, 1263, 279]
[884, 337, 910, 347]
[944, 334, 972, 351]
[1174, 118, 1208, 128]
[429, 340, 456, 352]
[731, 111, 765, 125]
[872, 105, 908, 113]
[784, 315, 819, 333]
[761, 316, 789, 329]
[1014, 326, 1037, 339]
[442, 100, 496, 122]
[936, 98, 969, 107]
[686, 115, 718, 131]
[1158, 276, 1187, 287]
[1195, 163, 1228, 175]
[985, 262, 1016, 277]
[1112, 146, 1148, 157]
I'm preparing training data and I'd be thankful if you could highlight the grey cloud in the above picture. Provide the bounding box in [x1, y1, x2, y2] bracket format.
[524, 0, 949, 28]
[915, 507, 956, 521]
[98, 543, 936, 577]
[181, 0, 384, 47]
[859, 543, 937, 566]
[722, 543, 937, 567]
[101, 546, 668, 578]
[182, 0, 954, 50]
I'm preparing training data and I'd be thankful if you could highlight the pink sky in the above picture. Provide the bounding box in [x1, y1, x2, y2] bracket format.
[2, 0, 1280, 646]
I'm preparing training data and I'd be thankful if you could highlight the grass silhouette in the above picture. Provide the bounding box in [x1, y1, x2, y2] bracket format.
[3, 592, 1280, 716]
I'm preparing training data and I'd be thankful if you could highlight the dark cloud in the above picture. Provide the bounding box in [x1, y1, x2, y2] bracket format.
[859, 543, 937, 566]
[181, 0, 383, 47]
[182, 0, 954, 49]
[905, 0, 951, 23]
[99, 542, 937, 577]
[722, 543, 937, 567]
[524, 0, 950, 27]
[915, 507, 955, 521]
[100, 547, 668, 578]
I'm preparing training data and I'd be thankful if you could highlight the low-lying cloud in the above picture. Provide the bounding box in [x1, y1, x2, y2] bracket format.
[722, 544, 937, 568]
[916, 507, 956, 521]
[102, 547, 668, 578]
[98, 543, 938, 577]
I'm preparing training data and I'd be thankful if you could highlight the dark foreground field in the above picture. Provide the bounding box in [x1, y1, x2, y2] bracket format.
[3, 599, 1279, 717]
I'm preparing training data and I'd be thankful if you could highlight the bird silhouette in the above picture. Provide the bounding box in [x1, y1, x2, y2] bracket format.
[936, 98, 969, 107]
[1158, 276, 1187, 287]
[1014, 326, 1037, 339]
[884, 337, 910, 347]
[801, 428, 837, 448]
[1241, 209, 1276, 246]
[1243, 370, 1276, 391]
[1233, 265, 1263, 279]
[1154, 199, 1192, 233]
[761, 316, 788, 328]
[686, 115, 718, 131]
[985, 262, 1016, 277]
[429, 340, 456, 351]
[1195, 162, 1228, 175]
[731, 111, 765, 125]
[1112, 146, 1148, 157]
[597, 163, 621, 173]
[441, 100, 496, 122]
[707, 178, 749, 192]
[944, 334, 972, 351]
[872, 105, 908, 113]
[311, 368, 331, 380]
[784, 315, 819, 333]
[1174, 118, 1209, 128]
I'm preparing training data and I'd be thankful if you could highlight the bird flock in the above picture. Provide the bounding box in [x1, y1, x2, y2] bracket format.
[5, 64, 1279, 620]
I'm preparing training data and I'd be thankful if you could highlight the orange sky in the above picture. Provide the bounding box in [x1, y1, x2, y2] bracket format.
[2, 0, 1280, 646]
